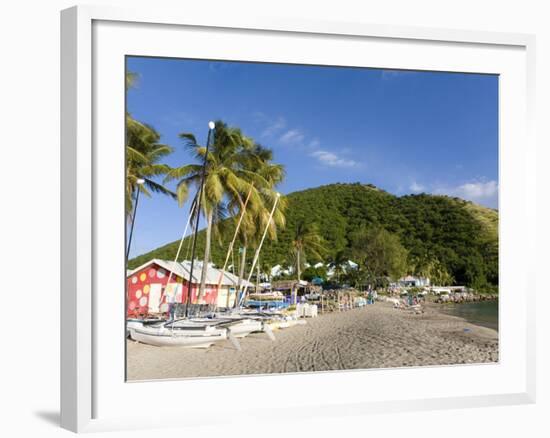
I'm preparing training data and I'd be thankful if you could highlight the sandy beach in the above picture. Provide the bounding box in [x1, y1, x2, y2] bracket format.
[126, 302, 498, 381]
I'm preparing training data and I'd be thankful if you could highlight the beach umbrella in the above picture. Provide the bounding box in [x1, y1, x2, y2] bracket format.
[312, 277, 324, 285]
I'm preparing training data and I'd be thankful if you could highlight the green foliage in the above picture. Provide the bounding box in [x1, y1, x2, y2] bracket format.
[126, 72, 175, 218]
[163, 120, 285, 300]
[350, 225, 408, 282]
[408, 256, 454, 286]
[302, 265, 328, 282]
[128, 183, 498, 289]
[289, 220, 326, 282]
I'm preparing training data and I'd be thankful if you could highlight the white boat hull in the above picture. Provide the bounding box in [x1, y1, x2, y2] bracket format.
[126, 318, 164, 337]
[130, 325, 227, 348]
[180, 317, 264, 338]
[228, 319, 263, 338]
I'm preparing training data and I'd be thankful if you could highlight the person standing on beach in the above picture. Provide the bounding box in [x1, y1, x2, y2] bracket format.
[165, 285, 176, 320]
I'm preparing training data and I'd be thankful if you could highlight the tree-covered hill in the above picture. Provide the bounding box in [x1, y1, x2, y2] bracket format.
[128, 183, 498, 289]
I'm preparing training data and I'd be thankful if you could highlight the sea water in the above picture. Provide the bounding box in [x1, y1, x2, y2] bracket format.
[437, 300, 499, 331]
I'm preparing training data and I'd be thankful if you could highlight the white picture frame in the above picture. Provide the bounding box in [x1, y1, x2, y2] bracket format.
[60, 4, 536, 433]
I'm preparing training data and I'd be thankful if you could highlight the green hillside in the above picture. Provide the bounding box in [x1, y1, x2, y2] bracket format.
[129, 183, 498, 290]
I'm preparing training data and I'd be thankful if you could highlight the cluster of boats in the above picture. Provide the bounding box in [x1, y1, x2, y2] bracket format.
[127, 310, 306, 349]
[244, 291, 289, 310]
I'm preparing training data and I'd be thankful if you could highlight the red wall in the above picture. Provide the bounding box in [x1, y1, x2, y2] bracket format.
[126, 262, 219, 316]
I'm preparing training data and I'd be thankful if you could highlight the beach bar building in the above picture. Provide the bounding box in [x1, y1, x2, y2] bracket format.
[271, 279, 313, 301]
[127, 258, 253, 316]
[397, 275, 430, 288]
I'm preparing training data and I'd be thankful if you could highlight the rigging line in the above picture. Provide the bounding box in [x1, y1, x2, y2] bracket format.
[184, 195, 199, 262]
[159, 198, 197, 308]
[238, 193, 280, 307]
[185, 125, 214, 318]
[219, 185, 254, 308]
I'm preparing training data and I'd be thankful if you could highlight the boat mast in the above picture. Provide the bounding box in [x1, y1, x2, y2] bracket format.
[216, 184, 254, 309]
[237, 193, 280, 307]
[185, 121, 215, 318]
[159, 198, 197, 309]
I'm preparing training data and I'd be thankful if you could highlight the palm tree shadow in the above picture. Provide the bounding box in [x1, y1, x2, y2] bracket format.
[34, 410, 59, 426]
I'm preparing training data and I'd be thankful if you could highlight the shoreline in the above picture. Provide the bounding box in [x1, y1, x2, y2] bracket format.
[427, 300, 499, 331]
[127, 302, 498, 381]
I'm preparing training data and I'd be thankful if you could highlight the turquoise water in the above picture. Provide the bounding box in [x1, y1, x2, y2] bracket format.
[437, 301, 499, 331]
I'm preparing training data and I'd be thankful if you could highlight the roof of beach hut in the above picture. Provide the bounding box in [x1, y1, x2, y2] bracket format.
[127, 258, 254, 287]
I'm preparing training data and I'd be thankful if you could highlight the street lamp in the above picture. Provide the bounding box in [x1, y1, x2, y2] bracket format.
[185, 122, 215, 317]
[126, 178, 145, 261]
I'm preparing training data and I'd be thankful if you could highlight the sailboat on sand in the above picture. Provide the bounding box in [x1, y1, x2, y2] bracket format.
[127, 122, 279, 348]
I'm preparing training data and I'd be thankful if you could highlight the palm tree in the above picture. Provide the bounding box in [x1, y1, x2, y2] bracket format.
[126, 116, 176, 218]
[260, 259, 273, 284]
[231, 146, 286, 298]
[165, 121, 284, 302]
[125, 72, 175, 218]
[290, 220, 325, 303]
[126, 71, 138, 90]
[329, 250, 348, 284]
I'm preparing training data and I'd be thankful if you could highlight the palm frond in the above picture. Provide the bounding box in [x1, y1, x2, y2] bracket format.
[143, 178, 176, 198]
[163, 164, 201, 183]
[178, 132, 198, 146]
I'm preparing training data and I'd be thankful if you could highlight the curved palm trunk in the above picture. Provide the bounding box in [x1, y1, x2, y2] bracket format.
[197, 210, 213, 303]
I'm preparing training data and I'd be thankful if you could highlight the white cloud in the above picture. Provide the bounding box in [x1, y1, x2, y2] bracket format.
[454, 180, 498, 200]
[255, 114, 363, 168]
[308, 138, 320, 149]
[433, 179, 498, 207]
[280, 129, 305, 145]
[409, 181, 425, 193]
[261, 116, 286, 138]
[311, 150, 358, 168]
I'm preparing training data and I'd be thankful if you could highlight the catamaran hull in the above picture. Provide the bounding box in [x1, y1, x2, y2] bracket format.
[130, 327, 227, 348]
[180, 317, 264, 338]
[228, 319, 263, 338]
[126, 318, 165, 337]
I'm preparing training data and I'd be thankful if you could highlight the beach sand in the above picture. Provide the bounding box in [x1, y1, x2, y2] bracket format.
[126, 302, 498, 381]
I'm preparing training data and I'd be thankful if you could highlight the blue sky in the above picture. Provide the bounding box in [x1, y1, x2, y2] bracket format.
[126, 57, 498, 258]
